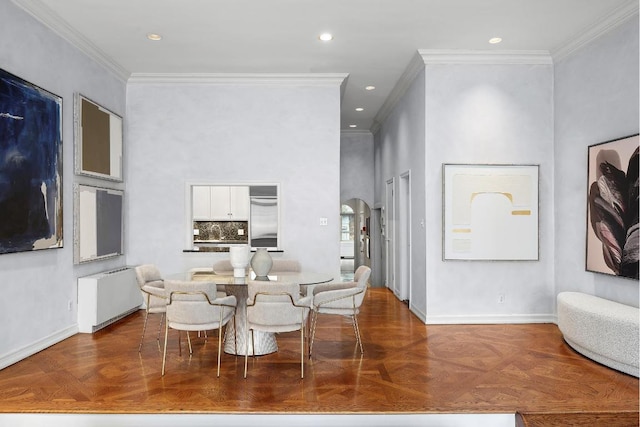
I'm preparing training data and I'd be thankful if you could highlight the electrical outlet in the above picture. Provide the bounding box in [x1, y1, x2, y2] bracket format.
[319, 217, 328, 226]
[498, 293, 505, 304]
[237, 229, 244, 236]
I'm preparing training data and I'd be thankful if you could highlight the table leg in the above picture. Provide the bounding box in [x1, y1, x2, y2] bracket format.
[223, 285, 278, 356]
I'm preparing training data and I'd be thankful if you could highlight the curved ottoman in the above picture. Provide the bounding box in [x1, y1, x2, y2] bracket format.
[557, 292, 639, 377]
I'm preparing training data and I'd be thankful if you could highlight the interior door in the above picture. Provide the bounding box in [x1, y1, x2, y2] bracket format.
[385, 178, 395, 292]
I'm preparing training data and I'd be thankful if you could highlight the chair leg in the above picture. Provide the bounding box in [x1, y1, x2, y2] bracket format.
[244, 317, 249, 378]
[233, 315, 237, 356]
[352, 314, 363, 354]
[186, 331, 193, 355]
[217, 324, 222, 378]
[138, 310, 150, 352]
[300, 326, 304, 379]
[156, 313, 165, 349]
[161, 322, 169, 376]
[309, 309, 320, 358]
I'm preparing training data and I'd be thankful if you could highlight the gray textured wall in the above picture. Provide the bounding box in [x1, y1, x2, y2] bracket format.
[554, 16, 639, 307]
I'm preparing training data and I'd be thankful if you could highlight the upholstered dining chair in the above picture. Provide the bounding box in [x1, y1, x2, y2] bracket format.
[244, 281, 312, 378]
[309, 265, 372, 356]
[212, 259, 233, 275]
[269, 259, 301, 272]
[135, 264, 167, 352]
[162, 280, 237, 377]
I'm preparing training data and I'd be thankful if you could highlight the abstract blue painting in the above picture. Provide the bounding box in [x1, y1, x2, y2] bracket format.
[0, 68, 63, 254]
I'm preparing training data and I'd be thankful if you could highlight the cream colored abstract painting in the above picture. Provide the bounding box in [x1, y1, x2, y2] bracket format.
[443, 164, 539, 260]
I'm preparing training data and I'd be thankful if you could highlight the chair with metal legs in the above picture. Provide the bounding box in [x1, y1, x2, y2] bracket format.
[244, 281, 312, 378]
[135, 264, 167, 352]
[310, 265, 371, 356]
[162, 280, 237, 377]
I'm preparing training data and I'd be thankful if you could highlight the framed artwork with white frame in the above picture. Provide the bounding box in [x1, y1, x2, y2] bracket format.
[443, 164, 539, 261]
[74, 184, 124, 264]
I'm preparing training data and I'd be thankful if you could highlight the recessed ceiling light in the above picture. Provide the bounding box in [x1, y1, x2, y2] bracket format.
[365, 85, 376, 91]
[318, 33, 333, 42]
[355, 107, 364, 112]
[489, 37, 502, 44]
[349, 124, 357, 128]
[147, 33, 162, 41]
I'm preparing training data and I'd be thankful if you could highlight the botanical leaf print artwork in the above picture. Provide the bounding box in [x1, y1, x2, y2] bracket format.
[588, 141, 639, 280]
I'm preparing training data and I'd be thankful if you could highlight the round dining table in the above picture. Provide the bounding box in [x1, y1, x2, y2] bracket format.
[169, 270, 333, 356]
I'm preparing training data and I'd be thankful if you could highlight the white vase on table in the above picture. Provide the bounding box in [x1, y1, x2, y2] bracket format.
[251, 248, 273, 279]
[229, 245, 250, 278]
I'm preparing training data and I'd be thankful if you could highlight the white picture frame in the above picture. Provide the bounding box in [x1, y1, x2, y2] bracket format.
[443, 164, 539, 261]
[74, 94, 123, 181]
[74, 184, 124, 264]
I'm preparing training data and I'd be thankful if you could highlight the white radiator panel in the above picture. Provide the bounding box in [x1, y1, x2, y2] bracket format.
[78, 267, 143, 333]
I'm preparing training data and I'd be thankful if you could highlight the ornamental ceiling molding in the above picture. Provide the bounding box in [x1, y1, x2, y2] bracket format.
[371, 49, 551, 134]
[552, 0, 639, 61]
[127, 73, 349, 88]
[11, 0, 130, 82]
[417, 50, 553, 65]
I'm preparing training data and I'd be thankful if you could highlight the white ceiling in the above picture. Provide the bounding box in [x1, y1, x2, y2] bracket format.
[12, 0, 637, 131]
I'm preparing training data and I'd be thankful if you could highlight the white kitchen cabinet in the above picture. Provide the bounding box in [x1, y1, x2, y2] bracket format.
[228, 186, 250, 219]
[192, 186, 249, 220]
[192, 186, 212, 220]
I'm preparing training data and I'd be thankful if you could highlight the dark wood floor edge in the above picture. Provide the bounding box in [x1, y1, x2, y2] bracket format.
[0, 409, 517, 415]
[516, 410, 640, 415]
[515, 410, 640, 427]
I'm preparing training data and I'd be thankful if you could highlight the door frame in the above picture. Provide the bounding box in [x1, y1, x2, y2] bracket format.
[385, 178, 395, 292]
[398, 170, 411, 302]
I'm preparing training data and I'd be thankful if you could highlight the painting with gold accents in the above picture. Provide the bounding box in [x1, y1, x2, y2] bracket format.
[586, 134, 639, 279]
[443, 164, 539, 261]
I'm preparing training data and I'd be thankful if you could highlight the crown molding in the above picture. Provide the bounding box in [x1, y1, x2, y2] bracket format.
[371, 52, 426, 135]
[127, 73, 349, 86]
[11, 0, 130, 82]
[371, 49, 552, 134]
[552, 0, 639, 61]
[418, 49, 553, 65]
[340, 129, 374, 136]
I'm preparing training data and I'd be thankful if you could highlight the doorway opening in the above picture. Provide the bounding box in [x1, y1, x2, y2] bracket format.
[340, 199, 371, 282]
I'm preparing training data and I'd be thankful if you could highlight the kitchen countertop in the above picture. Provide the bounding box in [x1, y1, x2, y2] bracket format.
[192, 240, 248, 244]
[183, 247, 284, 253]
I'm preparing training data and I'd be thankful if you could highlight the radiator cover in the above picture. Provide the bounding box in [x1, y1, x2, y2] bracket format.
[78, 267, 143, 333]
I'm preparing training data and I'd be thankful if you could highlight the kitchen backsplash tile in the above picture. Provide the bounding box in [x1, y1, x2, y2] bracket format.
[193, 221, 248, 242]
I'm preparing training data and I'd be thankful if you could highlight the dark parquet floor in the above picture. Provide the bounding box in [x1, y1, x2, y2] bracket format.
[0, 288, 637, 418]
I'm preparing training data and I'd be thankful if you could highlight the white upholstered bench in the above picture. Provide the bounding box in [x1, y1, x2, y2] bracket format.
[557, 292, 639, 377]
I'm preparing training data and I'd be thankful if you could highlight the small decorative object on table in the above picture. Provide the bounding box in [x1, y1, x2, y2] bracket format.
[229, 245, 250, 278]
[251, 248, 273, 280]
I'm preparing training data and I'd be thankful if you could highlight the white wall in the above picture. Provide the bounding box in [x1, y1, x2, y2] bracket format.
[375, 56, 555, 323]
[554, 16, 639, 306]
[374, 68, 427, 317]
[125, 81, 342, 278]
[340, 131, 374, 208]
[423, 60, 555, 323]
[340, 131, 377, 280]
[0, 1, 126, 368]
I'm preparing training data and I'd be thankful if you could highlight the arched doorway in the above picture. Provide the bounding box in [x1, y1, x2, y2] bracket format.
[340, 199, 371, 281]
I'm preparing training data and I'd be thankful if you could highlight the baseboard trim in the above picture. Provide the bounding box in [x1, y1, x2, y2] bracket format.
[409, 304, 427, 323]
[0, 325, 78, 370]
[0, 413, 515, 427]
[425, 314, 556, 325]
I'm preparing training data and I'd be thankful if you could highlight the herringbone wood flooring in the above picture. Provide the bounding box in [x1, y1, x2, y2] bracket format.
[0, 288, 637, 419]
